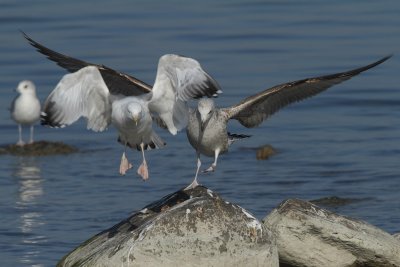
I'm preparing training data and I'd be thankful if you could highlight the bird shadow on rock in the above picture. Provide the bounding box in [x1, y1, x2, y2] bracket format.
[0, 141, 78, 156]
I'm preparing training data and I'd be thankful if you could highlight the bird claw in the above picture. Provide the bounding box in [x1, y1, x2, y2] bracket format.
[16, 141, 25, 147]
[137, 161, 149, 181]
[119, 153, 133, 175]
[202, 164, 216, 173]
[184, 178, 199, 190]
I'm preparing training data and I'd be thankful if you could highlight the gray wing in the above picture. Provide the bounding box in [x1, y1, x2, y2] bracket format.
[22, 31, 152, 96]
[223, 55, 391, 128]
[149, 54, 222, 133]
[42, 66, 112, 132]
[154, 54, 222, 101]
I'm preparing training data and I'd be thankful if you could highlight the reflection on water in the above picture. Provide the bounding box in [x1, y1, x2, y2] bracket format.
[12, 157, 45, 267]
[14, 159, 43, 205]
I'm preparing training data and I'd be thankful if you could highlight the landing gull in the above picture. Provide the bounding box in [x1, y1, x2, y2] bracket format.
[24, 33, 221, 180]
[10, 80, 41, 146]
[185, 55, 391, 189]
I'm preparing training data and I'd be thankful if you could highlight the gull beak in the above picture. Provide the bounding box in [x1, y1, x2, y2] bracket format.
[133, 115, 139, 126]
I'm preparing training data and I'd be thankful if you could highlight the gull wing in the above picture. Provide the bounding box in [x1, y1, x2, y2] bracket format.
[149, 54, 222, 133]
[22, 31, 152, 96]
[42, 66, 112, 132]
[223, 56, 391, 128]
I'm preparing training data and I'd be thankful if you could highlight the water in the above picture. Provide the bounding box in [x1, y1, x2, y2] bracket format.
[1, 0, 399, 266]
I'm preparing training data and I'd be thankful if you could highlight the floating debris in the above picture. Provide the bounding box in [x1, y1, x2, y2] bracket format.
[256, 144, 277, 160]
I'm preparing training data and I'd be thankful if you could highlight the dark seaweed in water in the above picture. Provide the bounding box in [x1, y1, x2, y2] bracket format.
[0, 141, 78, 156]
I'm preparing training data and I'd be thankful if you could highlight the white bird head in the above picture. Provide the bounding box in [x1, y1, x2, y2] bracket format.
[127, 102, 143, 125]
[198, 98, 215, 123]
[16, 80, 36, 95]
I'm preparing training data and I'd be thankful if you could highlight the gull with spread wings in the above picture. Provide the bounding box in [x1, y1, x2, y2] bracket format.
[23, 32, 221, 180]
[185, 55, 391, 189]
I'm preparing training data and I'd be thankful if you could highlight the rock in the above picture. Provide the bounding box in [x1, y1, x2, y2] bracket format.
[57, 186, 278, 267]
[256, 144, 277, 160]
[263, 199, 400, 267]
[394, 233, 400, 240]
[0, 141, 78, 156]
[309, 196, 370, 208]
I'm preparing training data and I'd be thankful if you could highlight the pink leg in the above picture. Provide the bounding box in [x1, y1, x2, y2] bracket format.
[119, 150, 132, 175]
[202, 148, 220, 173]
[137, 143, 149, 180]
[16, 125, 25, 146]
[185, 152, 201, 190]
[28, 125, 34, 144]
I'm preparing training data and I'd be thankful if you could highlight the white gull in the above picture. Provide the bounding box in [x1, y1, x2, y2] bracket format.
[10, 80, 41, 146]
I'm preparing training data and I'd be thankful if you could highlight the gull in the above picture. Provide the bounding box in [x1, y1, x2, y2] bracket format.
[23, 33, 221, 179]
[185, 55, 391, 189]
[10, 80, 41, 146]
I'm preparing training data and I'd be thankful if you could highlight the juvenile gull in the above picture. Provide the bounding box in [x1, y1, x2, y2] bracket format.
[24, 33, 221, 179]
[10, 80, 41, 146]
[185, 55, 391, 189]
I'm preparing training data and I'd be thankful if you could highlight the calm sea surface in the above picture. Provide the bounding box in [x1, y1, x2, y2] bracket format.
[1, 0, 399, 266]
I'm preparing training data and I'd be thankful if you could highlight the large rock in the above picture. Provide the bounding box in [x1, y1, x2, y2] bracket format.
[263, 199, 400, 267]
[58, 186, 278, 267]
[394, 233, 400, 241]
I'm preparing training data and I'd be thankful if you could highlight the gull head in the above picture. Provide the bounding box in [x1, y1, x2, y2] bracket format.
[16, 80, 36, 95]
[198, 98, 215, 124]
[127, 102, 143, 126]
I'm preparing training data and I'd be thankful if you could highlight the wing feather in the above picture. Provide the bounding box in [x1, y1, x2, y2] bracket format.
[224, 55, 391, 128]
[42, 66, 112, 132]
[149, 54, 222, 133]
[22, 31, 152, 96]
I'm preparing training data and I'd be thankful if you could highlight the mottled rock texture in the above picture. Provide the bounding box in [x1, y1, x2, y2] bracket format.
[58, 186, 278, 267]
[263, 199, 400, 267]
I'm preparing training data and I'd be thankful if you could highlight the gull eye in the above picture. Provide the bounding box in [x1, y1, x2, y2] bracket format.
[23, 84, 28, 89]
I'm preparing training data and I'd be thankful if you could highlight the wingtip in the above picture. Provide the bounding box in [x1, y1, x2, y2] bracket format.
[40, 111, 65, 128]
[379, 54, 393, 63]
[20, 30, 32, 42]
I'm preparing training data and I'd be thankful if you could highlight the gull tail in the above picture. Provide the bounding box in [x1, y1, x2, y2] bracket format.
[228, 132, 251, 146]
[117, 132, 166, 151]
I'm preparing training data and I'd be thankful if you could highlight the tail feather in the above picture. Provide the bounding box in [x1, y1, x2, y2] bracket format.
[117, 132, 166, 151]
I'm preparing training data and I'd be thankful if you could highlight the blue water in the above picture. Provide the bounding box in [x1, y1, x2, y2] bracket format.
[1, 0, 400, 266]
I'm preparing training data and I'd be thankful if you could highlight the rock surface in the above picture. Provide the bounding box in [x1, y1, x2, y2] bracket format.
[263, 199, 400, 267]
[309, 196, 370, 208]
[0, 141, 78, 156]
[57, 186, 278, 267]
[394, 233, 400, 241]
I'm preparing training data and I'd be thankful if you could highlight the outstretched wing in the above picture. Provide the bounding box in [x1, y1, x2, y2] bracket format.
[42, 66, 112, 132]
[22, 31, 152, 96]
[149, 54, 222, 133]
[223, 55, 391, 128]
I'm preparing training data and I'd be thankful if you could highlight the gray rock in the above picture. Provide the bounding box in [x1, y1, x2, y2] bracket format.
[58, 186, 278, 267]
[309, 196, 371, 208]
[394, 233, 400, 240]
[263, 199, 400, 267]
